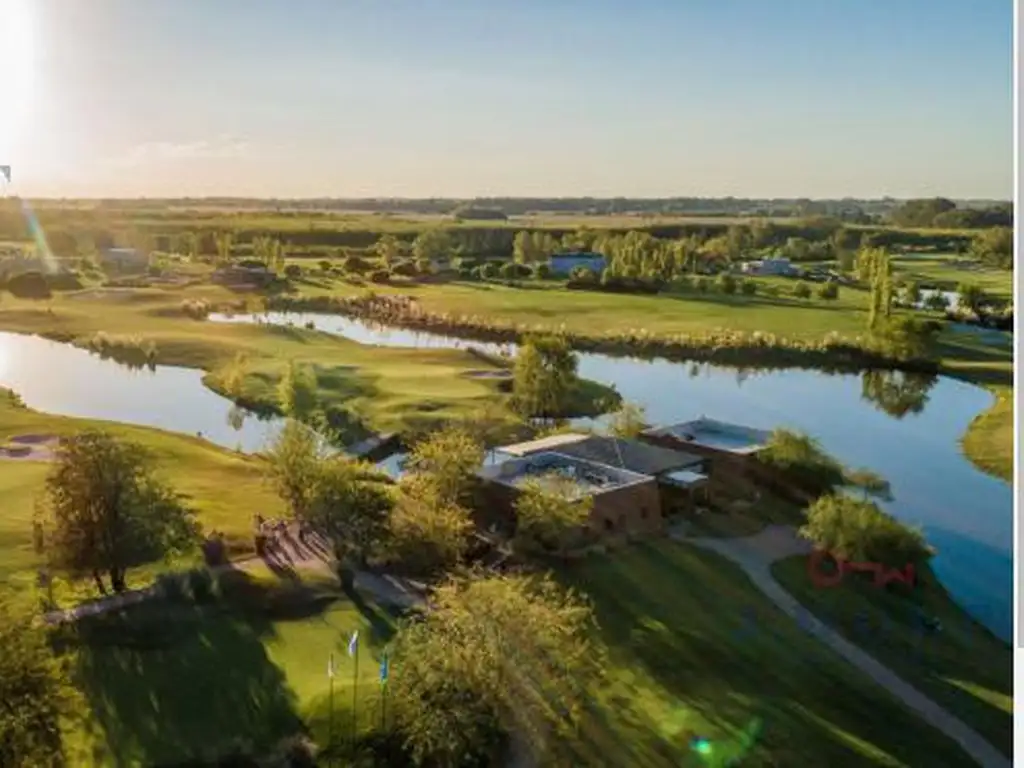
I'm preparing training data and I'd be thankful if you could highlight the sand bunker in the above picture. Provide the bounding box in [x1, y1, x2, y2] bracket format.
[0, 434, 58, 461]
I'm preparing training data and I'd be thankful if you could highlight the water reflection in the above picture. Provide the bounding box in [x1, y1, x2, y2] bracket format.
[860, 370, 938, 419]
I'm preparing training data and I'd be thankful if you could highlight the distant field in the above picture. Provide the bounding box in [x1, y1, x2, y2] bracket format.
[891, 253, 1013, 298]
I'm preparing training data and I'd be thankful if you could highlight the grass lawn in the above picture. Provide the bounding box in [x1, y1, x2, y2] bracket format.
[62, 567, 397, 767]
[772, 556, 1012, 757]
[935, 328, 1014, 482]
[891, 255, 1012, 299]
[0, 399, 286, 605]
[558, 540, 980, 767]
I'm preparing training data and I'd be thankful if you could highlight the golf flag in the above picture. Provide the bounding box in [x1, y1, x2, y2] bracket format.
[0, 166, 9, 183]
[379, 651, 389, 685]
[348, 630, 359, 657]
[327, 652, 335, 679]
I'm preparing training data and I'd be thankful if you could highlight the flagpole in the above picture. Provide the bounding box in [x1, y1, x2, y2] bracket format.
[352, 643, 359, 749]
[328, 652, 335, 765]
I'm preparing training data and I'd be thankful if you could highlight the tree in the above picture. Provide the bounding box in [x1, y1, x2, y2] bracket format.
[956, 281, 987, 315]
[277, 361, 318, 420]
[221, 353, 249, 398]
[512, 478, 593, 555]
[264, 419, 327, 520]
[969, 226, 1012, 269]
[724, 225, 750, 261]
[513, 230, 538, 264]
[511, 335, 579, 419]
[843, 468, 893, 502]
[900, 280, 921, 306]
[40, 431, 198, 593]
[373, 234, 402, 265]
[405, 425, 484, 506]
[390, 490, 473, 575]
[390, 572, 603, 766]
[306, 458, 394, 567]
[412, 228, 452, 263]
[180, 231, 200, 260]
[799, 494, 932, 569]
[0, 598, 79, 767]
[214, 231, 234, 266]
[758, 428, 845, 496]
[607, 401, 649, 438]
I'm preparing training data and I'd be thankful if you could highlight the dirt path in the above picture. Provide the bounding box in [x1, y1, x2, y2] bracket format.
[671, 524, 1010, 768]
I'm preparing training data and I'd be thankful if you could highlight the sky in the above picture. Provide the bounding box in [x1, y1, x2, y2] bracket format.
[0, 0, 1014, 199]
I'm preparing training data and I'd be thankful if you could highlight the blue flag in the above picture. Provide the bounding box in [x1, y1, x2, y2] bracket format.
[348, 630, 359, 657]
[379, 651, 389, 685]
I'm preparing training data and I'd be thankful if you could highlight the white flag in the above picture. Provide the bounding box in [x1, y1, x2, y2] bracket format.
[348, 630, 359, 657]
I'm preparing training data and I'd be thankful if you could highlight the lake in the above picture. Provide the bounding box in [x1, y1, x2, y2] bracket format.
[212, 312, 1013, 640]
[0, 331, 285, 454]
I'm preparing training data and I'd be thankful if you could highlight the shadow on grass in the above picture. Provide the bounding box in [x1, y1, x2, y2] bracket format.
[554, 539, 981, 767]
[61, 569, 342, 766]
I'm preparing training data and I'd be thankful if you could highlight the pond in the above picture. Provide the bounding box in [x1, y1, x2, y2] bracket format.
[0, 331, 285, 454]
[211, 311, 1013, 641]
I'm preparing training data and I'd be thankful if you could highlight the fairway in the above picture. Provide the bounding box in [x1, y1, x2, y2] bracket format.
[559, 540, 982, 766]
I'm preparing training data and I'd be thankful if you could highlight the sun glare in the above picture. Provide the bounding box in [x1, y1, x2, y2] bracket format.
[0, 0, 35, 159]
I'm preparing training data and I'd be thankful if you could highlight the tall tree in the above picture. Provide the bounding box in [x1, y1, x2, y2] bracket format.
[405, 425, 485, 507]
[607, 401, 649, 438]
[40, 431, 198, 593]
[0, 598, 79, 767]
[843, 468, 894, 502]
[373, 234, 402, 265]
[511, 335, 579, 418]
[264, 419, 326, 520]
[512, 477, 593, 555]
[306, 458, 394, 566]
[412, 228, 453, 263]
[277, 361, 319, 420]
[213, 231, 234, 267]
[391, 573, 604, 767]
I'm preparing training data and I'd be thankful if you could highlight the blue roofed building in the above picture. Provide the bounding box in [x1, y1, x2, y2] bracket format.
[549, 251, 606, 275]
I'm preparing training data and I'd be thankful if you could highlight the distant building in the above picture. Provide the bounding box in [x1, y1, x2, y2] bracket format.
[740, 257, 797, 276]
[550, 251, 606, 275]
[101, 247, 149, 272]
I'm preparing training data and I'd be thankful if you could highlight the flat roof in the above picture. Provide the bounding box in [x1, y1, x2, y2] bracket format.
[497, 433, 590, 457]
[662, 469, 709, 488]
[553, 435, 703, 476]
[479, 450, 652, 497]
[644, 417, 771, 455]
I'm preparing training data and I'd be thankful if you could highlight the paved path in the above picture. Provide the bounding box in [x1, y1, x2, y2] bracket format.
[672, 524, 1010, 768]
[42, 527, 425, 626]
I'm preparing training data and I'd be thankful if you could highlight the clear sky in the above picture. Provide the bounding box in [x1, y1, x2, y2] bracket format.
[0, 0, 1013, 199]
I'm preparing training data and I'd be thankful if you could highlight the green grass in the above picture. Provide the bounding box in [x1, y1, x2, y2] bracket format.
[0, 392, 285, 600]
[772, 555, 1012, 757]
[891, 254, 1012, 299]
[62, 568, 397, 767]
[558, 540, 981, 766]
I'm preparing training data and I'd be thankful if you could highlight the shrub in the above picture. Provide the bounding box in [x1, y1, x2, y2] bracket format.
[740, 279, 757, 296]
[717, 273, 737, 294]
[459, 267, 475, 280]
[499, 262, 519, 280]
[762, 283, 780, 297]
[188, 569, 216, 603]
[391, 259, 418, 277]
[369, 269, 391, 283]
[284, 264, 301, 279]
[156, 573, 188, 602]
[180, 299, 211, 320]
[817, 282, 839, 300]
[694, 276, 711, 293]
[674, 275, 694, 291]
[480, 262, 499, 279]
[6, 271, 51, 299]
[568, 265, 597, 284]
[800, 494, 932, 571]
[532, 263, 551, 280]
[792, 281, 812, 299]
[414, 257, 433, 275]
[342, 254, 372, 274]
[759, 428, 845, 496]
[318, 259, 332, 272]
